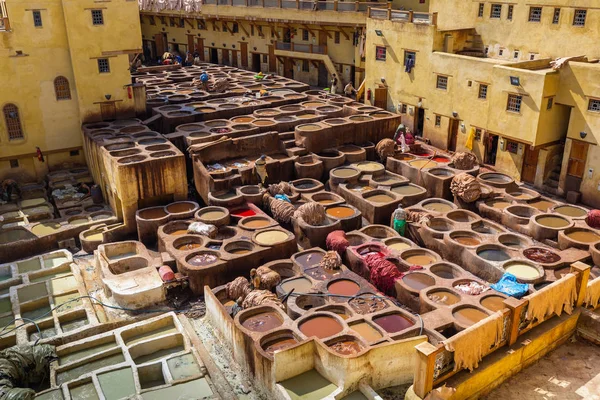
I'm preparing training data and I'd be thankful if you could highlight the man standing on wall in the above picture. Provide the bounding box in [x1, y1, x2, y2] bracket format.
[330, 73, 339, 94]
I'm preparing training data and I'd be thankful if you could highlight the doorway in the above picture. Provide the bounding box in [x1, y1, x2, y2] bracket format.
[231, 50, 238, 67]
[318, 63, 328, 87]
[252, 53, 261, 72]
[448, 119, 459, 151]
[240, 43, 248, 68]
[210, 48, 218, 64]
[566, 140, 589, 192]
[222, 49, 230, 66]
[283, 28, 291, 44]
[100, 103, 116, 121]
[521, 146, 539, 184]
[154, 33, 168, 57]
[415, 107, 425, 136]
[283, 58, 294, 79]
[374, 86, 387, 110]
[485, 133, 499, 165]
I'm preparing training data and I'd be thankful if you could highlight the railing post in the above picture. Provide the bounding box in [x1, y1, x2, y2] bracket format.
[432, 12, 438, 26]
[309, 44, 313, 53]
[413, 342, 442, 398]
[367, 6, 371, 17]
[356, 1, 359, 12]
[387, 8, 391, 20]
[334, 0, 338, 11]
[409, 10, 413, 22]
[296, 0, 299, 9]
[571, 261, 591, 308]
[278, 0, 282, 7]
[291, 42, 294, 51]
[504, 297, 527, 346]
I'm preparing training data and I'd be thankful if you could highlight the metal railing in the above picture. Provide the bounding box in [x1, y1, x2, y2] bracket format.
[275, 41, 327, 54]
[201, 0, 386, 12]
[368, 7, 437, 25]
[0, 1, 9, 31]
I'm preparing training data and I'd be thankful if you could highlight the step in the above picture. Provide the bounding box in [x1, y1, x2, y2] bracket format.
[544, 178, 559, 188]
[542, 185, 561, 196]
[549, 171, 560, 181]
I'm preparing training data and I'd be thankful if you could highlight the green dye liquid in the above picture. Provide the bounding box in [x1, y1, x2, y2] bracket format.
[141, 378, 213, 400]
[280, 369, 338, 400]
[57, 352, 125, 384]
[168, 353, 202, 380]
[134, 345, 185, 365]
[123, 324, 178, 346]
[69, 382, 99, 400]
[59, 340, 117, 365]
[98, 367, 137, 400]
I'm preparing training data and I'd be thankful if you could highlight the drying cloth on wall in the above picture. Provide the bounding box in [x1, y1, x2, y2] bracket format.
[525, 273, 577, 323]
[242, 290, 284, 309]
[293, 202, 326, 226]
[465, 127, 475, 151]
[263, 194, 295, 224]
[326, 230, 349, 254]
[250, 267, 281, 290]
[586, 209, 600, 229]
[359, 31, 366, 58]
[376, 138, 396, 162]
[451, 152, 478, 170]
[450, 173, 481, 203]
[443, 311, 504, 372]
[226, 277, 251, 302]
[584, 277, 600, 309]
[318, 251, 342, 270]
[0, 344, 57, 400]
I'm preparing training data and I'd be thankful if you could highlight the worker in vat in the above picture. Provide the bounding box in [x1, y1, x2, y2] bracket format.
[344, 81, 357, 99]
[254, 155, 268, 186]
[198, 71, 210, 91]
[330, 73, 339, 95]
[0, 179, 20, 203]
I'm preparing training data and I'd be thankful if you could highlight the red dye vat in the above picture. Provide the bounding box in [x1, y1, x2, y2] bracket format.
[232, 208, 256, 217]
[411, 151, 432, 157]
[432, 156, 450, 163]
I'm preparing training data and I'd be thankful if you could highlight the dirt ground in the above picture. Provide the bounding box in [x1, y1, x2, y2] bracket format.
[484, 336, 600, 400]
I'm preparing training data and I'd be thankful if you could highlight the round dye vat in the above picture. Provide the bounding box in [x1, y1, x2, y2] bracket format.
[453, 307, 488, 327]
[508, 191, 533, 200]
[332, 168, 358, 178]
[523, 248, 560, 264]
[295, 252, 324, 268]
[351, 322, 382, 342]
[169, 229, 189, 236]
[477, 248, 510, 262]
[409, 159, 437, 169]
[402, 273, 435, 291]
[232, 116, 254, 123]
[232, 208, 256, 218]
[423, 202, 453, 213]
[294, 181, 317, 190]
[139, 208, 168, 219]
[229, 248, 251, 255]
[566, 230, 600, 243]
[167, 203, 195, 214]
[373, 176, 400, 185]
[430, 265, 458, 279]
[317, 199, 335, 205]
[326, 206, 355, 219]
[349, 296, 388, 314]
[199, 210, 226, 220]
[404, 254, 436, 265]
[85, 231, 104, 241]
[387, 241, 411, 251]
[504, 262, 541, 280]
[428, 290, 460, 306]
[347, 184, 373, 192]
[555, 205, 587, 218]
[353, 162, 383, 172]
[241, 311, 283, 332]
[328, 280, 360, 296]
[453, 236, 481, 246]
[263, 337, 298, 354]
[188, 253, 218, 266]
[365, 193, 394, 203]
[528, 200, 555, 212]
[486, 199, 511, 209]
[373, 314, 414, 333]
[481, 296, 506, 312]
[255, 230, 288, 246]
[391, 185, 423, 195]
[299, 316, 343, 339]
[281, 277, 313, 293]
[243, 218, 271, 229]
[177, 242, 202, 251]
[305, 267, 339, 281]
[329, 340, 362, 356]
[32, 222, 62, 236]
[432, 155, 450, 163]
[69, 217, 88, 226]
[536, 216, 570, 228]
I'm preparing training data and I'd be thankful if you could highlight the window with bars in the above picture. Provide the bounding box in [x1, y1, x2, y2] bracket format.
[589, 99, 600, 112]
[251, 25, 255, 36]
[3, 104, 24, 140]
[91, 10, 104, 25]
[478, 84, 488, 99]
[375, 46, 386, 61]
[553, 8, 560, 24]
[150, 16, 156, 25]
[474, 128, 482, 141]
[223, 23, 228, 32]
[32, 11, 42, 27]
[97, 58, 110, 73]
[262, 54, 267, 63]
[499, 48, 504, 56]
[9, 160, 19, 168]
[573, 9, 586, 26]
[507, 94, 522, 113]
[507, 5, 513, 20]
[478, 3, 484, 17]
[530, 53, 536, 60]
[302, 60, 309, 72]
[513, 50, 520, 59]
[490, 4, 502, 19]
[54, 76, 71, 100]
[507, 140, 519, 154]
[400, 104, 407, 114]
[302, 29, 309, 41]
[334, 32, 340, 44]
[436, 75, 448, 90]
[485, 46, 489, 55]
[435, 115, 441, 127]
[547, 97, 554, 110]
[179, 18, 185, 28]
[529, 7, 542, 22]
[232, 23, 239, 33]
[197, 21, 205, 30]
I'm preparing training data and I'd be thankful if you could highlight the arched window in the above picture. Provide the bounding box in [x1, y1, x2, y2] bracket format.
[3, 104, 24, 140]
[54, 76, 71, 100]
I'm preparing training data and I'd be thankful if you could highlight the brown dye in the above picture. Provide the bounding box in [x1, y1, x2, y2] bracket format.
[329, 340, 362, 356]
[169, 229, 189, 236]
[317, 199, 335, 205]
[528, 200, 555, 212]
[354, 162, 382, 172]
[423, 202, 453, 212]
[428, 290, 460, 305]
[481, 296, 506, 312]
[305, 267, 339, 281]
[373, 314, 414, 333]
[391, 185, 423, 195]
[295, 252, 324, 268]
[177, 243, 202, 251]
[351, 322, 382, 342]
[537, 216, 569, 228]
[567, 230, 600, 243]
[242, 311, 283, 332]
[139, 208, 167, 219]
[409, 159, 437, 169]
[332, 168, 357, 178]
[281, 277, 313, 293]
[366, 194, 394, 203]
[299, 316, 343, 338]
[229, 248, 251, 254]
[188, 254, 218, 266]
[487, 200, 511, 209]
[263, 338, 298, 354]
[349, 297, 388, 314]
[326, 206, 355, 219]
[328, 280, 360, 296]
[388, 242, 411, 251]
[167, 203, 195, 213]
[523, 248, 560, 264]
[453, 308, 488, 326]
[404, 254, 435, 265]
[347, 184, 373, 192]
[232, 117, 254, 123]
[555, 205, 587, 218]
[243, 219, 270, 229]
[253, 120, 275, 126]
[453, 236, 481, 246]
[402, 273, 434, 291]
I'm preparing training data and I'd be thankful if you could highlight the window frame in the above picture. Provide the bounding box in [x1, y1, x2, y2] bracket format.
[490, 4, 502, 19]
[302, 60, 309, 72]
[3, 104, 25, 141]
[334, 31, 340, 44]
[435, 115, 441, 127]
[97, 58, 110, 73]
[474, 128, 483, 141]
[573, 9, 587, 27]
[588, 98, 600, 113]
[9, 159, 19, 168]
[91, 9, 104, 26]
[506, 94, 523, 113]
[478, 3, 484, 17]
[436, 75, 448, 91]
[32, 10, 43, 28]
[528, 7, 542, 22]
[547, 97, 554, 110]
[506, 140, 519, 154]
[404, 51, 416, 67]
[478, 84, 488, 100]
[552, 8, 561, 24]
[302, 29, 309, 41]
[513, 50, 520, 60]
[375, 46, 387, 61]
[54, 76, 71, 100]
[507, 5, 513, 20]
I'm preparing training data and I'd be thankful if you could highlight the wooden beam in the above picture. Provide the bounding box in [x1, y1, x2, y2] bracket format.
[270, 24, 280, 39]
[276, 56, 284, 64]
[338, 27, 350, 40]
[302, 24, 315, 37]
[185, 18, 194, 29]
[320, 29, 332, 39]
[159, 16, 166, 25]
[222, 21, 232, 35]
[310, 60, 319, 68]
[240, 22, 249, 37]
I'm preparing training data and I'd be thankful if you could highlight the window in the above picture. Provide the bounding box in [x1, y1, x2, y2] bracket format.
[507, 94, 522, 113]
[262, 54, 267, 63]
[507, 5, 513, 20]
[302, 29, 309, 41]
[573, 9, 586, 26]
[553, 8, 561, 24]
[222, 23, 228, 32]
[375, 46, 386, 61]
[97, 58, 110, 73]
[197, 21, 205, 30]
[91, 10, 104, 26]
[513, 50, 520, 59]
[499, 48, 504, 56]
[436, 75, 448, 90]
[3, 104, 24, 140]
[179, 18, 185, 28]
[490, 4, 502, 19]
[478, 84, 488, 99]
[232, 23, 239, 33]
[32, 10, 42, 27]
[149, 16, 156, 25]
[9, 159, 19, 168]
[588, 99, 600, 112]
[530, 53, 536, 60]
[251, 25, 255, 36]
[478, 3, 484, 17]
[485, 46, 489, 55]
[474, 128, 482, 141]
[468, 80, 472, 87]
[54, 76, 71, 100]
[302, 60, 309, 72]
[70, 150, 80, 157]
[529, 7, 542, 22]
[507, 140, 519, 154]
[404, 51, 416, 67]
[435, 115, 441, 127]
[334, 32, 340, 44]
[547, 97, 554, 110]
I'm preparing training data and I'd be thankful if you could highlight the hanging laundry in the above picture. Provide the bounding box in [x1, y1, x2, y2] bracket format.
[405, 56, 415, 73]
[465, 127, 475, 151]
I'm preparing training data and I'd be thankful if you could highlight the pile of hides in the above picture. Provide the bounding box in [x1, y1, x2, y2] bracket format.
[318, 251, 342, 270]
[268, 182, 293, 196]
[263, 194, 294, 224]
[406, 210, 431, 224]
[375, 138, 396, 162]
[211, 78, 230, 93]
[293, 202, 326, 226]
[326, 230, 350, 254]
[365, 254, 423, 296]
[188, 221, 217, 238]
[0, 344, 57, 400]
[443, 311, 504, 372]
[586, 209, 600, 229]
[525, 273, 577, 322]
[454, 281, 489, 296]
[225, 277, 251, 302]
[451, 152, 478, 170]
[242, 290, 284, 309]
[250, 267, 281, 290]
[450, 173, 481, 203]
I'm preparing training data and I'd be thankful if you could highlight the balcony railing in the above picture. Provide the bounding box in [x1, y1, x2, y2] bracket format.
[203, 0, 386, 12]
[0, 1, 10, 31]
[275, 41, 327, 54]
[368, 7, 437, 25]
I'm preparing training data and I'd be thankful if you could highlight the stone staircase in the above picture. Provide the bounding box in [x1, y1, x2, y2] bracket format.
[543, 165, 561, 195]
[456, 32, 486, 58]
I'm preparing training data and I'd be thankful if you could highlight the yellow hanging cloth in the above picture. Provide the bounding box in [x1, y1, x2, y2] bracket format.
[465, 127, 475, 151]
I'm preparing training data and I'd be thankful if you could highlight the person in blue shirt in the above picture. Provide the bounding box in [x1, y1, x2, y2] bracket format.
[199, 72, 209, 91]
